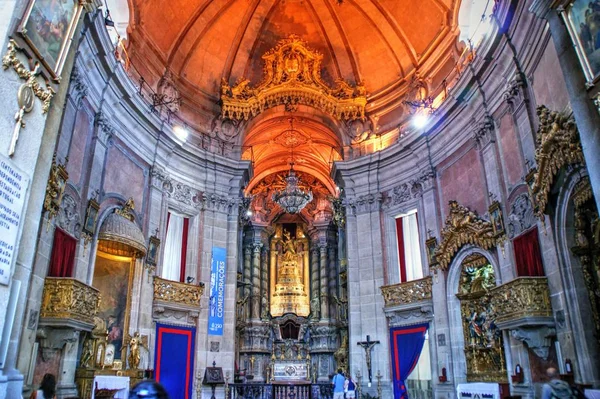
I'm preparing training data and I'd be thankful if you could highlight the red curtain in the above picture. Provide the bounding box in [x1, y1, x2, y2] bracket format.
[179, 217, 189, 283]
[48, 228, 77, 277]
[513, 227, 545, 277]
[396, 217, 407, 283]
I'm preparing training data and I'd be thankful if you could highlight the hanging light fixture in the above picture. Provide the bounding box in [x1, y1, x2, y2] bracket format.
[272, 118, 313, 214]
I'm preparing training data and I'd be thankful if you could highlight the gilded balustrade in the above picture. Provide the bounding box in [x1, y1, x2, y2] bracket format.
[490, 277, 552, 327]
[153, 276, 204, 307]
[40, 277, 100, 326]
[381, 276, 433, 308]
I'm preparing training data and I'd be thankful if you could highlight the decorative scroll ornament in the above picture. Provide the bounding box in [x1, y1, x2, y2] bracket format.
[220, 35, 367, 121]
[530, 105, 585, 218]
[43, 154, 68, 228]
[2, 39, 55, 113]
[434, 201, 505, 270]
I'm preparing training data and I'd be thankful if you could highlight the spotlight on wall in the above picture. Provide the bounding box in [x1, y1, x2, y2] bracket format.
[412, 113, 429, 129]
[173, 125, 189, 141]
[186, 276, 195, 284]
[245, 209, 253, 217]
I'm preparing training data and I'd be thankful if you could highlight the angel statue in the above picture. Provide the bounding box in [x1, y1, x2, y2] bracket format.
[125, 332, 148, 369]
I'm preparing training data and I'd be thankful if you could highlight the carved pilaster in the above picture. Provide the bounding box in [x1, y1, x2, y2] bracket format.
[94, 111, 115, 143]
[473, 116, 496, 149]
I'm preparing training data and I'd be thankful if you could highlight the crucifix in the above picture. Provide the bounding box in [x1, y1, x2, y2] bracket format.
[357, 335, 380, 387]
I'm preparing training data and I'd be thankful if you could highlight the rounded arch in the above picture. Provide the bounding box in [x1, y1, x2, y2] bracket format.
[446, 245, 501, 383]
[552, 167, 600, 385]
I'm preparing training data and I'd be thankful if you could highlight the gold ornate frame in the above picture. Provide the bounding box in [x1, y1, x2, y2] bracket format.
[560, 1, 600, 84]
[17, 0, 83, 80]
[94, 251, 135, 361]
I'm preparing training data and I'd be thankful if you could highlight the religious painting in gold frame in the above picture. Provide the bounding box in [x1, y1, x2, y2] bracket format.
[562, 1, 600, 84]
[92, 251, 134, 361]
[488, 201, 505, 238]
[17, 0, 83, 80]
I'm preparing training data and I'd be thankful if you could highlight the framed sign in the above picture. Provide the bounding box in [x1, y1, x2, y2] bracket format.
[17, 0, 83, 80]
[562, 1, 600, 83]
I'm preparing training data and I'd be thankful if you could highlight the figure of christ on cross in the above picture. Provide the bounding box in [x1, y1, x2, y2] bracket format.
[357, 335, 380, 387]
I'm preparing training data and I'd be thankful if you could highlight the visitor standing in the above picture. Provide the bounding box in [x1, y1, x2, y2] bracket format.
[344, 374, 356, 398]
[332, 369, 345, 399]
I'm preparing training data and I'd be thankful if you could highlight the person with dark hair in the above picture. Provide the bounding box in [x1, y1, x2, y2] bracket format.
[332, 369, 345, 399]
[29, 373, 56, 399]
[130, 380, 170, 399]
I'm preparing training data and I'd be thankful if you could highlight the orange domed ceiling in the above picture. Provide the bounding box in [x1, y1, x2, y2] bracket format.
[127, 0, 462, 132]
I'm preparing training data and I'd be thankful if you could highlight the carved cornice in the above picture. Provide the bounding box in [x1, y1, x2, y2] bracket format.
[381, 276, 433, 308]
[163, 179, 202, 208]
[346, 193, 382, 215]
[503, 73, 527, 106]
[434, 201, 505, 270]
[40, 278, 100, 328]
[203, 191, 237, 214]
[530, 105, 585, 218]
[221, 35, 367, 121]
[2, 39, 55, 113]
[153, 276, 204, 307]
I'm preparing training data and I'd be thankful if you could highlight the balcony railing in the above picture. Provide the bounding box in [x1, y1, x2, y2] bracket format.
[40, 277, 100, 327]
[381, 276, 433, 308]
[491, 277, 553, 327]
[153, 276, 204, 307]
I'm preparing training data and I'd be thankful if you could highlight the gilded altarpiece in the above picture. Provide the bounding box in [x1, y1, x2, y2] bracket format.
[270, 224, 310, 317]
[456, 254, 507, 383]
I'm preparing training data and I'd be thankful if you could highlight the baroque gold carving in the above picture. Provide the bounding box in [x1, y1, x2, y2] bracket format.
[491, 277, 553, 326]
[43, 154, 68, 227]
[572, 177, 593, 209]
[40, 277, 100, 326]
[221, 35, 367, 121]
[2, 39, 55, 113]
[380, 276, 433, 308]
[153, 276, 204, 307]
[434, 201, 505, 271]
[530, 105, 585, 218]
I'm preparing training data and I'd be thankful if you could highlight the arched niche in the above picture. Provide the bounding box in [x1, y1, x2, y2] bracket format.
[446, 246, 506, 384]
[552, 168, 600, 384]
[88, 198, 147, 368]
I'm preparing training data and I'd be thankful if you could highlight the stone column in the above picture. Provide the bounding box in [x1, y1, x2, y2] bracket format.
[310, 246, 320, 318]
[242, 246, 252, 321]
[328, 245, 338, 321]
[531, 2, 600, 211]
[260, 246, 269, 317]
[252, 244, 262, 319]
[319, 245, 329, 320]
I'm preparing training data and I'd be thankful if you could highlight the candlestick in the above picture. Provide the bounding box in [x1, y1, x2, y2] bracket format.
[376, 370, 382, 398]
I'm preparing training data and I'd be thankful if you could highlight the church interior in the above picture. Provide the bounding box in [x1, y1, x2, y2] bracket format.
[1, 0, 600, 398]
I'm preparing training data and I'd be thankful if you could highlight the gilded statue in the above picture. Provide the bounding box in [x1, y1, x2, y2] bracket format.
[80, 338, 94, 368]
[282, 230, 297, 258]
[333, 332, 349, 372]
[126, 332, 147, 370]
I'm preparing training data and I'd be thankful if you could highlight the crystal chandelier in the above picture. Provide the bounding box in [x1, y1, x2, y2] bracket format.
[272, 118, 313, 214]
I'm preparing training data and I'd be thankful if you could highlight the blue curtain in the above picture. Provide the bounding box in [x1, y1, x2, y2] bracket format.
[154, 323, 196, 399]
[389, 323, 429, 399]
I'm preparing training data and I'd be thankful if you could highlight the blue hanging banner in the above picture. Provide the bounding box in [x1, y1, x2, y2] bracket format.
[208, 247, 227, 335]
